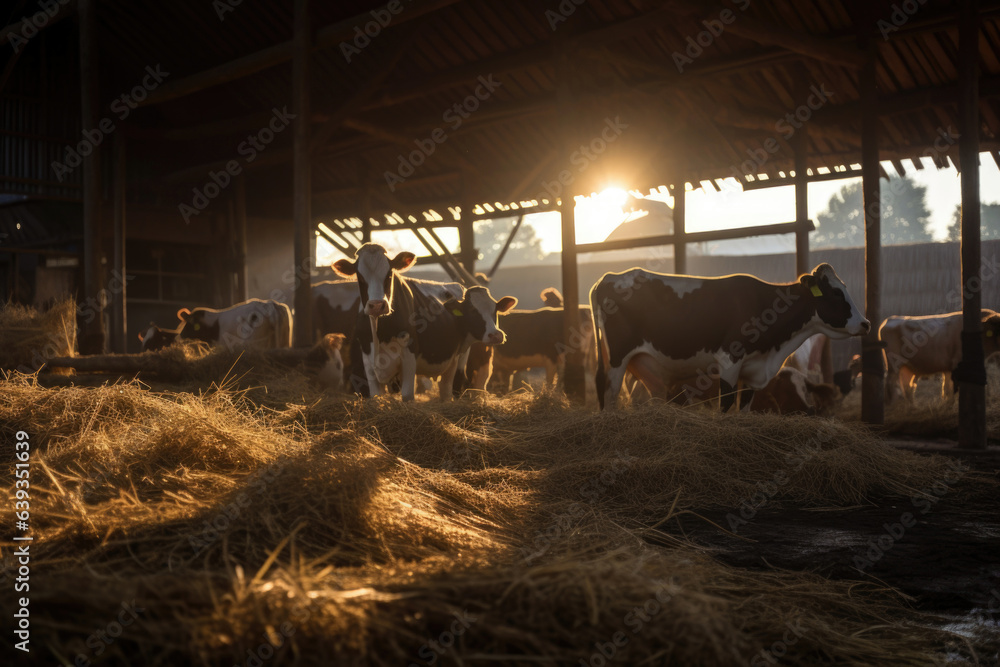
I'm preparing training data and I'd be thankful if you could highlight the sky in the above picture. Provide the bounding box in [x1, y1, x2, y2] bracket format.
[317, 154, 1000, 267]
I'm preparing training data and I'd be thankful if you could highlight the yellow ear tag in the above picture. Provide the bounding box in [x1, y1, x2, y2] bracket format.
[452, 308, 464, 317]
[193, 323, 201, 331]
[988, 330, 994, 337]
[810, 285, 823, 297]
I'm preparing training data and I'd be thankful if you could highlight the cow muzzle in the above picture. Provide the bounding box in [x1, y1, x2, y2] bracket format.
[856, 320, 871, 335]
[365, 300, 389, 317]
[486, 331, 505, 345]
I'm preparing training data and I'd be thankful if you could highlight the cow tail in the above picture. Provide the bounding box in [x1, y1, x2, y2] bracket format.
[590, 283, 608, 410]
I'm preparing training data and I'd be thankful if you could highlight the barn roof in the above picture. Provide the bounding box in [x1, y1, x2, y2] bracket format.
[3, 0, 999, 226]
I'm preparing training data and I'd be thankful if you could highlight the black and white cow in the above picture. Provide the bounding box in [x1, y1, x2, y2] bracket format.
[176, 298, 292, 350]
[333, 243, 517, 401]
[138, 324, 179, 351]
[591, 263, 870, 411]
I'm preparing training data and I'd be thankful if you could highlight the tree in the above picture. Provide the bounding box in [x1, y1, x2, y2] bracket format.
[473, 217, 548, 267]
[812, 176, 933, 248]
[946, 202, 1000, 241]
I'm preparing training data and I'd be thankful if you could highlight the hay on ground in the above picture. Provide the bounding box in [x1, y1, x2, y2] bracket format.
[0, 298, 76, 375]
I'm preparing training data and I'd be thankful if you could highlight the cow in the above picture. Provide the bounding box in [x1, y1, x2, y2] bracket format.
[591, 263, 870, 411]
[748, 367, 843, 416]
[880, 309, 1000, 403]
[332, 243, 516, 401]
[313, 280, 361, 342]
[138, 324, 179, 351]
[176, 298, 292, 350]
[302, 333, 347, 391]
[781, 333, 833, 384]
[488, 306, 596, 393]
[832, 354, 862, 396]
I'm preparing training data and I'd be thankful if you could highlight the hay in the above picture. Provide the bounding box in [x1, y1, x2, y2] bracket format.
[0, 299, 76, 375]
[0, 377, 995, 665]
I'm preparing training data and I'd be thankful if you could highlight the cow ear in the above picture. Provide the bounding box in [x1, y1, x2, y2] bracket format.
[177, 308, 191, 322]
[137, 332, 145, 342]
[390, 251, 417, 272]
[443, 298, 464, 317]
[333, 259, 356, 277]
[497, 296, 518, 313]
[325, 333, 347, 350]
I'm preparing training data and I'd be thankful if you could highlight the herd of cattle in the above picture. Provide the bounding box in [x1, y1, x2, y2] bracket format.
[138, 243, 1000, 414]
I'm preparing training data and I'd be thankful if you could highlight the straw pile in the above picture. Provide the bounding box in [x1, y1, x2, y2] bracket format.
[839, 363, 1000, 440]
[0, 298, 76, 375]
[0, 375, 995, 665]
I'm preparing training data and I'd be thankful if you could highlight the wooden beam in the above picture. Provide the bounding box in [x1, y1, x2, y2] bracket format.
[487, 214, 524, 279]
[233, 173, 248, 301]
[139, 0, 463, 108]
[292, 0, 313, 348]
[0, 0, 76, 48]
[859, 29, 884, 426]
[671, 182, 687, 274]
[575, 219, 813, 254]
[112, 133, 127, 353]
[79, 0, 104, 355]
[667, 0, 864, 68]
[557, 40, 585, 404]
[794, 74, 810, 277]
[957, 1, 986, 449]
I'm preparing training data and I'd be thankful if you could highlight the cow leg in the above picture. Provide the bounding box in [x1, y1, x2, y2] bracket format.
[738, 386, 755, 412]
[439, 357, 460, 402]
[884, 365, 899, 405]
[362, 352, 384, 397]
[942, 372, 956, 402]
[545, 360, 558, 390]
[603, 364, 628, 410]
[400, 350, 418, 402]
[899, 367, 916, 402]
[719, 379, 739, 413]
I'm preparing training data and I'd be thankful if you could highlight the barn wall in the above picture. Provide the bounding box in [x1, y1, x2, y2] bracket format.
[246, 217, 296, 306]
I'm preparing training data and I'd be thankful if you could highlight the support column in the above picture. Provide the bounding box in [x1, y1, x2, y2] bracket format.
[794, 120, 810, 277]
[79, 0, 105, 354]
[458, 201, 477, 277]
[671, 181, 686, 274]
[112, 134, 127, 353]
[292, 0, 313, 347]
[557, 41, 585, 403]
[859, 34, 884, 425]
[957, 1, 986, 449]
[233, 173, 248, 301]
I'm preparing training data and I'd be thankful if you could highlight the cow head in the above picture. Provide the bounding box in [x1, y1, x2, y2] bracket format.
[983, 311, 1000, 357]
[447, 286, 517, 345]
[332, 243, 416, 318]
[138, 323, 178, 352]
[313, 333, 347, 392]
[176, 308, 218, 343]
[801, 264, 870, 338]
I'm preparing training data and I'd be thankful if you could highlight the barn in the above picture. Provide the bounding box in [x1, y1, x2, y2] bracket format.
[2, 0, 1000, 664]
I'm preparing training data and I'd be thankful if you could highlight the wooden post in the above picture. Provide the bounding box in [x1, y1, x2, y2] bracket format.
[79, 0, 105, 354]
[292, 0, 313, 347]
[794, 118, 810, 277]
[957, 1, 986, 449]
[671, 181, 687, 274]
[458, 200, 477, 276]
[112, 134, 127, 353]
[859, 32, 884, 425]
[233, 173, 249, 301]
[557, 41, 585, 403]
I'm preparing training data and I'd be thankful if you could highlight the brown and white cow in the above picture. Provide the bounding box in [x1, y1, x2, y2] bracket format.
[781, 332, 833, 384]
[880, 309, 1000, 403]
[487, 306, 596, 393]
[591, 263, 870, 411]
[333, 243, 516, 401]
[748, 367, 842, 416]
[176, 298, 292, 350]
